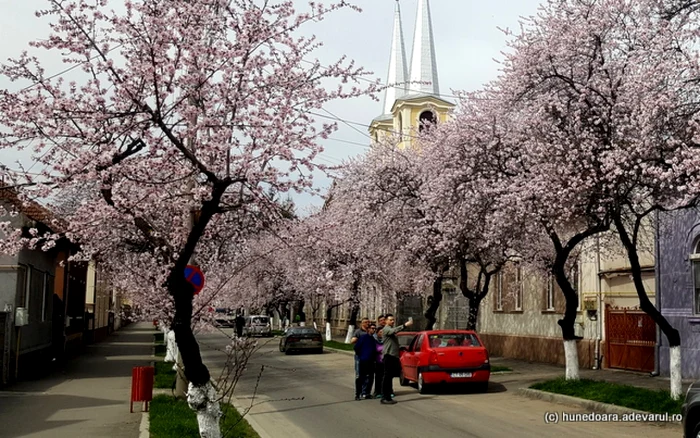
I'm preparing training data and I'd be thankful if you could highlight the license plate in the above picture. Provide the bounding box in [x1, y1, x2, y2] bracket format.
[301, 339, 312, 343]
[450, 372, 472, 378]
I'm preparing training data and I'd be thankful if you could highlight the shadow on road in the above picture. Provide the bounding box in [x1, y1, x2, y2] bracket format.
[247, 393, 440, 415]
[405, 381, 508, 395]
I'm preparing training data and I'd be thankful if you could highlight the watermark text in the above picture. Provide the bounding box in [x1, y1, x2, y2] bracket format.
[544, 411, 682, 424]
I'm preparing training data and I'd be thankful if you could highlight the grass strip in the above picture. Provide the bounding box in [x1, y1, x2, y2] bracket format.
[491, 366, 511, 372]
[531, 377, 683, 415]
[324, 340, 353, 351]
[149, 395, 260, 438]
[154, 361, 177, 389]
[154, 344, 166, 357]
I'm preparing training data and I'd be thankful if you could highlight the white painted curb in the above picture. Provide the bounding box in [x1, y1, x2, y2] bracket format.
[139, 412, 149, 438]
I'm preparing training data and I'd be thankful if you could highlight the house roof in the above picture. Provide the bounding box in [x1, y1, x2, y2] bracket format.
[0, 187, 65, 233]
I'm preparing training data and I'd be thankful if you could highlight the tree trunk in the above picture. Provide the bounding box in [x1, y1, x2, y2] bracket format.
[424, 267, 445, 330]
[170, 277, 222, 437]
[552, 253, 582, 380]
[613, 215, 682, 398]
[458, 257, 493, 331]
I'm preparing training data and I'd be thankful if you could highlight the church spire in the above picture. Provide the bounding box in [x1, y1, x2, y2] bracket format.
[382, 0, 408, 115]
[409, 0, 439, 96]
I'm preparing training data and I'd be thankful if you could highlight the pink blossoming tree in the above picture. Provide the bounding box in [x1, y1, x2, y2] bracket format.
[0, 0, 377, 435]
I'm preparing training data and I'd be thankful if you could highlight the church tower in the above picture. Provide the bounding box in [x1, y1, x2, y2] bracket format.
[369, 0, 454, 148]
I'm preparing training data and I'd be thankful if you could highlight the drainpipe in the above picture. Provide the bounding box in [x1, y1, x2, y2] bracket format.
[651, 209, 661, 377]
[594, 235, 602, 370]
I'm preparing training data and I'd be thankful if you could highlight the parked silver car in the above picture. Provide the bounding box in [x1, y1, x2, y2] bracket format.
[279, 327, 323, 355]
[242, 315, 272, 337]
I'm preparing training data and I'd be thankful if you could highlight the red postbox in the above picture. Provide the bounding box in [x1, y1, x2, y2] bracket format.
[130, 366, 155, 413]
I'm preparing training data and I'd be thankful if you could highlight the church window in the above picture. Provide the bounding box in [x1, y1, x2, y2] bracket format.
[418, 110, 436, 133]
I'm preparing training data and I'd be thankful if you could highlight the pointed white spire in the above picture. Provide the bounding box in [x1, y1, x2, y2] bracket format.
[382, 0, 408, 115]
[409, 0, 439, 96]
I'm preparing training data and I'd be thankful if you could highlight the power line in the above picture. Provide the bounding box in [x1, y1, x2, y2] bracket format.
[325, 137, 370, 149]
[20, 44, 124, 92]
[299, 58, 466, 102]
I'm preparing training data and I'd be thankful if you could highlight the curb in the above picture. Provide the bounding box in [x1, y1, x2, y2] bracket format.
[323, 346, 354, 356]
[230, 399, 274, 438]
[516, 388, 682, 428]
[139, 412, 149, 438]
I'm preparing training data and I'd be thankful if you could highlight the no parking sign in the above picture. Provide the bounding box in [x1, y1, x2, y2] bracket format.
[184, 265, 205, 295]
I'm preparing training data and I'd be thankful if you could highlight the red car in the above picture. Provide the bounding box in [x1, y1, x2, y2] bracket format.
[398, 330, 490, 394]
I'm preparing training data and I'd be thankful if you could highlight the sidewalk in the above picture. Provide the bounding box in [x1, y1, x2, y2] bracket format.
[0, 322, 154, 438]
[489, 356, 695, 393]
[326, 338, 692, 393]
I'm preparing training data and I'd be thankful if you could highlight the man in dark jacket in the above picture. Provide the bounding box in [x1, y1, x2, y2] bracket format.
[379, 314, 413, 404]
[354, 324, 378, 400]
[235, 314, 245, 338]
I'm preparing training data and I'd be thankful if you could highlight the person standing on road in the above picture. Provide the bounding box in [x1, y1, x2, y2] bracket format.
[354, 324, 378, 400]
[351, 317, 370, 397]
[235, 314, 245, 338]
[372, 315, 386, 399]
[379, 314, 413, 405]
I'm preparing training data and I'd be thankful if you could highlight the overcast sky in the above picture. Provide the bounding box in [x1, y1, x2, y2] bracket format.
[0, 0, 545, 212]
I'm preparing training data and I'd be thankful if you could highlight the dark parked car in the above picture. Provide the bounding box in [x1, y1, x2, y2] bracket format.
[214, 308, 235, 328]
[279, 327, 323, 355]
[683, 381, 700, 437]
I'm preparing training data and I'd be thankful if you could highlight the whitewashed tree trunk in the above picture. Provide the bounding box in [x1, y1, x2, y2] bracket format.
[563, 340, 580, 380]
[313, 322, 317, 330]
[300, 321, 305, 327]
[325, 322, 332, 341]
[187, 381, 222, 438]
[165, 330, 178, 363]
[670, 346, 682, 399]
[344, 325, 355, 344]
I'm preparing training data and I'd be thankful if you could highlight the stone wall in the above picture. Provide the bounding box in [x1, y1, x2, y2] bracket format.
[479, 333, 596, 368]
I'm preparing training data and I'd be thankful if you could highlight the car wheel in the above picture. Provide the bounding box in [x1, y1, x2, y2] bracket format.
[418, 373, 430, 394]
[316, 348, 324, 354]
[693, 420, 700, 438]
[284, 348, 292, 355]
[279, 341, 285, 352]
[399, 369, 409, 386]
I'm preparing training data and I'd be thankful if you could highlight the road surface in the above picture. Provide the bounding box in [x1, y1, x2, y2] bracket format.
[198, 330, 682, 438]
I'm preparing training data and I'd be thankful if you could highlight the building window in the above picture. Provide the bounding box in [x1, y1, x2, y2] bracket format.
[42, 274, 54, 322]
[546, 276, 555, 311]
[693, 240, 700, 314]
[398, 113, 403, 140]
[571, 263, 580, 311]
[16, 264, 29, 309]
[515, 266, 523, 311]
[496, 272, 503, 311]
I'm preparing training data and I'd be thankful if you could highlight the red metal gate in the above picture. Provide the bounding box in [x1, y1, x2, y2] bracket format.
[605, 307, 656, 372]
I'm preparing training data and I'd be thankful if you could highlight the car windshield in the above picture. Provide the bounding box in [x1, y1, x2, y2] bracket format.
[287, 328, 317, 335]
[252, 316, 269, 324]
[426, 333, 481, 348]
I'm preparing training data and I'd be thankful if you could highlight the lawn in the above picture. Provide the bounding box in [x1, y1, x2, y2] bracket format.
[324, 340, 353, 351]
[154, 361, 177, 389]
[531, 377, 684, 415]
[154, 344, 166, 357]
[491, 366, 512, 373]
[149, 395, 260, 438]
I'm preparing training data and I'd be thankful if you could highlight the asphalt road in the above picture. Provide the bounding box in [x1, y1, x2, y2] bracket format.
[198, 330, 682, 438]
